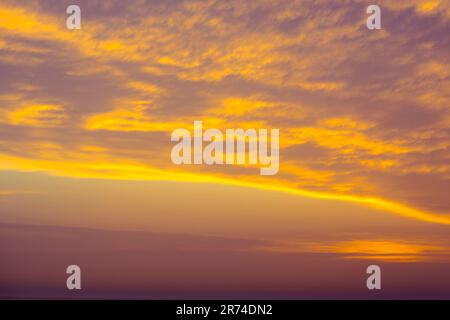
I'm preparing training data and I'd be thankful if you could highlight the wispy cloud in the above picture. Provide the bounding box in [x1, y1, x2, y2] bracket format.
[259, 238, 450, 262]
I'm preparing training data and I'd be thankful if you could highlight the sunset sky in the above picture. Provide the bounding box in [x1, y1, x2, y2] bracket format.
[0, 0, 449, 299]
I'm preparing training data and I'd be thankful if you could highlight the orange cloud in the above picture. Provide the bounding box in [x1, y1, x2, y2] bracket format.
[260, 239, 450, 262]
[5, 104, 66, 127]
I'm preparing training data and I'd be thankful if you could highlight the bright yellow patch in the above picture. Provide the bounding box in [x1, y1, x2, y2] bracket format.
[419, 1, 440, 13]
[7, 105, 66, 127]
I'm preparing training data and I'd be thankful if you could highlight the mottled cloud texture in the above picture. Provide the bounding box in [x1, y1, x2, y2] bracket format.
[0, 0, 449, 223]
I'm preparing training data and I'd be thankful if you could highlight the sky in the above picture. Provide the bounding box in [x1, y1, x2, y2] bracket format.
[0, 0, 449, 298]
